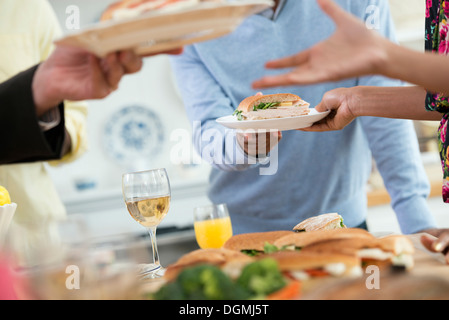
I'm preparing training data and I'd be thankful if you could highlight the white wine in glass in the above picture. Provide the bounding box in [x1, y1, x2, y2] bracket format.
[122, 168, 171, 279]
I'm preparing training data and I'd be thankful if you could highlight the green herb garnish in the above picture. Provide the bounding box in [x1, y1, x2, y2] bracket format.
[253, 102, 281, 111]
[233, 109, 244, 121]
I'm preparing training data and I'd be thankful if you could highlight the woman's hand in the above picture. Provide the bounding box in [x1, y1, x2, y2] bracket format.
[252, 0, 391, 90]
[421, 229, 449, 264]
[300, 87, 358, 132]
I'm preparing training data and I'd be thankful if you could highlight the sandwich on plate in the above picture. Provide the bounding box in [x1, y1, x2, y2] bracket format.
[300, 234, 415, 270]
[101, 0, 221, 21]
[293, 212, 346, 232]
[233, 93, 310, 121]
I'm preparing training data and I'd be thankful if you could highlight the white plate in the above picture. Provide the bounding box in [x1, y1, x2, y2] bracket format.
[216, 109, 331, 131]
[55, 0, 274, 57]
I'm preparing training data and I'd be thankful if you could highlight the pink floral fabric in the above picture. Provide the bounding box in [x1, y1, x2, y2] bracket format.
[425, 0, 449, 202]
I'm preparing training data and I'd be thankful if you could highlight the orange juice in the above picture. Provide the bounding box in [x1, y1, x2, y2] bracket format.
[194, 216, 233, 249]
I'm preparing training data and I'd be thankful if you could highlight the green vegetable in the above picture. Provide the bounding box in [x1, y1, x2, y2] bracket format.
[241, 249, 262, 257]
[152, 264, 250, 300]
[237, 258, 286, 297]
[241, 242, 299, 257]
[151, 259, 287, 300]
[253, 102, 281, 111]
[262, 242, 278, 254]
[233, 110, 244, 121]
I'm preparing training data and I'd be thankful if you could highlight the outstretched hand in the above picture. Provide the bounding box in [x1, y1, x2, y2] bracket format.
[252, 0, 390, 90]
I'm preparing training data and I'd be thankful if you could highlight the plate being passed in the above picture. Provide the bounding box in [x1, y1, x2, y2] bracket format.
[55, 0, 274, 57]
[216, 109, 331, 131]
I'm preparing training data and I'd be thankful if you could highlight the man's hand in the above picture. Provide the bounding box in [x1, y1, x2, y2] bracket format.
[31, 46, 183, 117]
[236, 130, 282, 158]
[32, 46, 144, 116]
[420, 229, 449, 264]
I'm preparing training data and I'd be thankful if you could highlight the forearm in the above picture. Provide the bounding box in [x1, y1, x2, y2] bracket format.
[382, 42, 449, 97]
[351, 85, 443, 121]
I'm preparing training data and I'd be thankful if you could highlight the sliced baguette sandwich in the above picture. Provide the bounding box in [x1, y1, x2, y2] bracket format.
[222, 230, 294, 256]
[234, 93, 310, 121]
[267, 251, 363, 280]
[164, 248, 254, 281]
[273, 228, 375, 250]
[293, 213, 346, 232]
[300, 234, 415, 270]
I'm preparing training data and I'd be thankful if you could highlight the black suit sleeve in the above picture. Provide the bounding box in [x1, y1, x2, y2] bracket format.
[0, 65, 66, 165]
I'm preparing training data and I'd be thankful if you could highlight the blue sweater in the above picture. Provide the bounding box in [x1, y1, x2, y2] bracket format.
[170, 0, 437, 234]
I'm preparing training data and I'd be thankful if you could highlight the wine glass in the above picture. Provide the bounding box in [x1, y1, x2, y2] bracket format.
[122, 168, 170, 279]
[193, 203, 233, 249]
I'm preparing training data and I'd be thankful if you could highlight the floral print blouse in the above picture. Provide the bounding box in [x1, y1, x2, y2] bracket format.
[425, 0, 449, 202]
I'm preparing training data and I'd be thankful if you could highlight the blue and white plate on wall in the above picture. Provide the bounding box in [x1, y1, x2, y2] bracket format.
[103, 105, 165, 170]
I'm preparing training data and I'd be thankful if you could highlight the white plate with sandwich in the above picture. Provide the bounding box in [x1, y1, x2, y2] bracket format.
[216, 93, 330, 131]
[55, 0, 274, 57]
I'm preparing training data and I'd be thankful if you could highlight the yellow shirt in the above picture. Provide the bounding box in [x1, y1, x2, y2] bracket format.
[0, 0, 88, 227]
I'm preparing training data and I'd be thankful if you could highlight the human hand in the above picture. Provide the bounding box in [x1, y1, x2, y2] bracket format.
[32, 46, 182, 116]
[236, 130, 282, 158]
[252, 0, 391, 90]
[420, 229, 449, 264]
[300, 87, 357, 132]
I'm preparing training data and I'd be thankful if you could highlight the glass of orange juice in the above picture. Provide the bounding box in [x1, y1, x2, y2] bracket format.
[193, 204, 233, 249]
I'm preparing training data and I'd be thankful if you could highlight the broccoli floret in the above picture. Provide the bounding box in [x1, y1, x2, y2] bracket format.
[154, 265, 251, 300]
[237, 258, 286, 297]
[152, 259, 288, 300]
[151, 281, 185, 300]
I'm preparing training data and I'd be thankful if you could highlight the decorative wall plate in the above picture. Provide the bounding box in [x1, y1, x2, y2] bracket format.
[104, 105, 165, 169]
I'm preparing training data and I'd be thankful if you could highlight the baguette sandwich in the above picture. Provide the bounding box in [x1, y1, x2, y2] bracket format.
[223, 228, 374, 257]
[164, 248, 254, 281]
[273, 228, 375, 250]
[222, 231, 295, 256]
[234, 93, 310, 121]
[300, 235, 415, 270]
[293, 213, 346, 232]
[268, 251, 363, 280]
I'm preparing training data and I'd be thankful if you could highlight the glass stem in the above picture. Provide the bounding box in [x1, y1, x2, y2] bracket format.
[147, 226, 161, 267]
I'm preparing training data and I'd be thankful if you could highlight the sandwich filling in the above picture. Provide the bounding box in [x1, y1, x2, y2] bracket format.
[240, 242, 301, 257]
[234, 100, 310, 121]
[358, 248, 414, 269]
